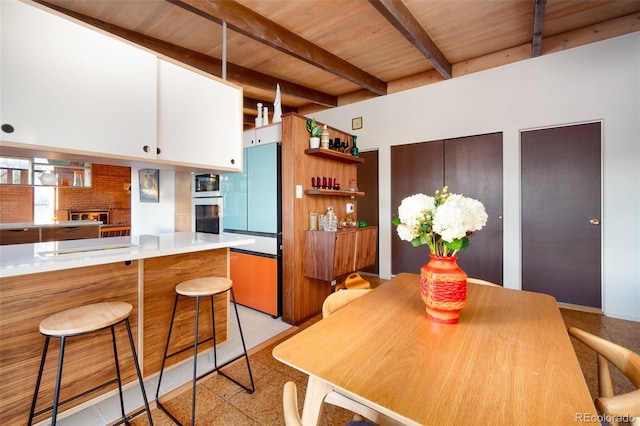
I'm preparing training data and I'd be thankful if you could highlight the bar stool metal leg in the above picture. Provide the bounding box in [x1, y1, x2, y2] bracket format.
[28, 336, 50, 426]
[28, 302, 153, 426]
[111, 326, 127, 421]
[155, 294, 182, 425]
[51, 336, 67, 426]
[191, 295, 201, 425]
[155, 278, 255, 425]
[124, 318, 154, 426]
[214, 288, 255, 393]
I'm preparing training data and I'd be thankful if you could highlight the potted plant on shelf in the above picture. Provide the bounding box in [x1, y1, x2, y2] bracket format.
[306, 118, 322, 149]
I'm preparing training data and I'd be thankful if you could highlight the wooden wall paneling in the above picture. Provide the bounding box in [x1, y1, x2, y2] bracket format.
[142, 249, 229, 374]
[0, 262, 139, 425]
[390, 140, 444, 274]
[444, 133, 503, 284]
[281, 113, 360, 324]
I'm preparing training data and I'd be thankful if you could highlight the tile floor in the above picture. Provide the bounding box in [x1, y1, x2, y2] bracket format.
[48, 278, 640, 426]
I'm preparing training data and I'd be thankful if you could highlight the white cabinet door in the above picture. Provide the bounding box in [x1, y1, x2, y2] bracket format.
[157, 59, 243, 171]
[243, 123, 282, 148]
[0, 1, 157, 159]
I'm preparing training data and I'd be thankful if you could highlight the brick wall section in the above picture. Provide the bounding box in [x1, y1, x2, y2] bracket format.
[0, 186, 34, 223]
[57, 164, 131, 224]
[0, 164, 131, 225]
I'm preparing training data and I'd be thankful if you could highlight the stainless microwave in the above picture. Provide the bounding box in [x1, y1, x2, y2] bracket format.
[192, 173, 220, 197]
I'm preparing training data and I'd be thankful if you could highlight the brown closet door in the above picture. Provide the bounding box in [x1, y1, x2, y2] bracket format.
[358, 150, 379, 274]
[444, 133, 503, 284]
[521, 123, 601, 308]
[391, 141, 444, 274]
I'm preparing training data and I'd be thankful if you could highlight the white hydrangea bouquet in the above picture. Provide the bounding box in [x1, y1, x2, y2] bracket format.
[392, 186, 488, 257]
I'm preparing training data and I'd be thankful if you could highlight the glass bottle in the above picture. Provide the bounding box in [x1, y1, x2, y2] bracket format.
[325, 205, 337, 232]
[321, 125, 330, 149]
[347, 178, 358, 192]
[350, 135, 359, 157]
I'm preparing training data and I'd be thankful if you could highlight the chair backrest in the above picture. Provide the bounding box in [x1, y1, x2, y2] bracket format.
[568, 327, 640, 422]
[467, 277, 501, 287]
[283, 381, 303, 426]
[322, 289, 372, 319]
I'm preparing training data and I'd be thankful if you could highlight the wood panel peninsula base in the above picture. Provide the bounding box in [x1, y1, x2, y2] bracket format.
[0, 232, 253, 425]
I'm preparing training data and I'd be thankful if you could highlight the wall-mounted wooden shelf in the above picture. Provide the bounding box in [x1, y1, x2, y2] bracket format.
[304, 148, 365, 164]
[304, 189, 364, 197]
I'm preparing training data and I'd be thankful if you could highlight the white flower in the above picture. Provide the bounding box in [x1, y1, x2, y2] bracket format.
[392, 187, 488, 256]
[432, 194, 487, 243]
[398, 193, 435, 228]
[396, 223, 418, 242]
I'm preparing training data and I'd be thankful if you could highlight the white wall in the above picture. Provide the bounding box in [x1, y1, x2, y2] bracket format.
[313, 33, 640, 322]
[131, 168, 176, 235]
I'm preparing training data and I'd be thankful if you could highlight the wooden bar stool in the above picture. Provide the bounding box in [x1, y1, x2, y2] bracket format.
[27, 302, 153, 426]
[155, 277, 254, 425]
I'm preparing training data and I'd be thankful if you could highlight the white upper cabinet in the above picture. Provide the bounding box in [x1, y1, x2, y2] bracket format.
[0, 1, 158, 159]
[243, 123, 282, 148]
[158, 59, 243, 171]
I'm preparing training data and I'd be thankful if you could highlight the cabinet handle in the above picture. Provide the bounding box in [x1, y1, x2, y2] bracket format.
[156, 147, 161, 155]
[230, 159, 235, 165]
[143, 145, 150, 153]
[1, 123, 15, 133]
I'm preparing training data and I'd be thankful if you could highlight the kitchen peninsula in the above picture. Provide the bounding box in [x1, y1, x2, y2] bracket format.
[0, 232, 253, 425]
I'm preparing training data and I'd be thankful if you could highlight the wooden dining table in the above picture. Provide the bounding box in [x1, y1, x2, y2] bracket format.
[272, 273, 598, 425]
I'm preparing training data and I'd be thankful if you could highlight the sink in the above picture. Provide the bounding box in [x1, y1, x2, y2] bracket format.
[38, 243, 137, 257]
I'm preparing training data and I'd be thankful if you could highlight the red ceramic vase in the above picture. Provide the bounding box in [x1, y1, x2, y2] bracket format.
[420, 254, 467, 324]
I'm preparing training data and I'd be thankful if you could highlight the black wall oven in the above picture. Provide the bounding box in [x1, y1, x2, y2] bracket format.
[192, 173, 223, 234]
[193, 198, 222, 234]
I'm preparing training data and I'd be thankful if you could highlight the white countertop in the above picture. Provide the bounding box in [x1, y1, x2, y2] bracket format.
[0, 232, 254, 278]
[0, 220, 102, 229]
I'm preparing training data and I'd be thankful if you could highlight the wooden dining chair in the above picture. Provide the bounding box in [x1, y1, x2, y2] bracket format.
[467, 277, 501, 287]
[283, 381, 303, 426]
[283, 381, 380, 426]
[322, 289, 371, 318]
[320, 290, 404, 425]
[568, 327, 640, 426]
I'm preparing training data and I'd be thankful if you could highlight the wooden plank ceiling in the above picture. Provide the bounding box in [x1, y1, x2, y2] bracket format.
[28, 0, 640, 128]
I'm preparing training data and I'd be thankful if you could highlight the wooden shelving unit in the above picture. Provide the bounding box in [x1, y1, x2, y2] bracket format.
[304, 188, 364, 197]
[304, 148, 365, 163]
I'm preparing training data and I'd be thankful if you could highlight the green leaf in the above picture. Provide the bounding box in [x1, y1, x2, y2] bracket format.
[444, 238, 463, 251]
[411, 237, 422, 247]
[443, 237, 470, 251]
[391, 217, 401, 225]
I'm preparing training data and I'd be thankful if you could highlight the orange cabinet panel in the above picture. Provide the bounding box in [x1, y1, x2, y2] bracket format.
[230, 251, 280, 317]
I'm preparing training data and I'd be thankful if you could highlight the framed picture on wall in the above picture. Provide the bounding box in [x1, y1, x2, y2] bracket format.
[139, 169, 159, 203]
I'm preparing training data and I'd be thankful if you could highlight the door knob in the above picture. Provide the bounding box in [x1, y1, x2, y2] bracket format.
[590, 219, 600, 225]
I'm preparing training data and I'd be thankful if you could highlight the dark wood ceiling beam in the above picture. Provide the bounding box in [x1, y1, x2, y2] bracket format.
[169, 0, 388, 96]
[33, 1, 337, 108]
[532, 0, 547, 57]
[368, 0, 452, 79]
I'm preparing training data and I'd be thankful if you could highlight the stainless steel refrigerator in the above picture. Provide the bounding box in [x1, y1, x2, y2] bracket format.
[221, 142, 281, 317]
